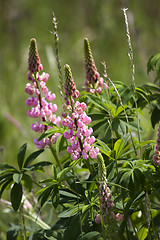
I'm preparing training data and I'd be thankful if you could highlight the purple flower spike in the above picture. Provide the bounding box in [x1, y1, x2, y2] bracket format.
[153, 122, 160, 165]
[28, 38, 43, 73]
[84, 38, 104, 94]
[64, 64, 79, 106]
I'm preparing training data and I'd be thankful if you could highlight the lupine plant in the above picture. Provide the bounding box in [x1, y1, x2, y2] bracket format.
[1, 12, 160, 240]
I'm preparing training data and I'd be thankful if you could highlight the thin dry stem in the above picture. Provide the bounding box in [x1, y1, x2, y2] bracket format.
[122, 8, 135, 90]
[52, 12, 64, 105]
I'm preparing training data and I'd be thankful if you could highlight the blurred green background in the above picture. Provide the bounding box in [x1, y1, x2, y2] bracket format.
[0, 0, 160, 237]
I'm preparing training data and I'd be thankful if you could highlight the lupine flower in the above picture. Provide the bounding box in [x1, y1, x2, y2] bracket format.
[84, 38, 104, 94]
[64, 64, 79, 106]
[153, 122, 160, 165]
[62, 64, 99, 160]
[95, 154, 123, 224]
[26, 38, 61, 149]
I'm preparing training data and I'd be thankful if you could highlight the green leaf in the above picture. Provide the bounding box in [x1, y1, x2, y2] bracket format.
[25, 161, 52, 171]
[112, 118, 126, 136]
[157, 97, 160, 110]
[56, 134, 64, 154]
[81, 231, 100, 240]
[88, 113, 107, 121]
[52, 186, 59, 208]
[0, 178, 13, 198]
[57, 167, 71, 181]
[21, 174, 33, 192]
[17, 143, 27, 170]
[96, 139, 111, 151]
[13, 173, 23, 184]
[24, 149, 44, 168]
[38, 185, 54, 207]
[86, 94, 109, 111]
[10, 183, 22, 211]
[60, 190, 80, 199]
[58, 205, 84, 218]
[63, 214, 81, 240]
[114, 139, 124, 159]
[151, 106, 160, 128]
[147, 53, 160, 73]
[115, 105, 129, 116]
[0, 163, 16, 170]
[92, 120, 108, 137]
[137, 226, 148, 240]
[38, 128, 62, 141]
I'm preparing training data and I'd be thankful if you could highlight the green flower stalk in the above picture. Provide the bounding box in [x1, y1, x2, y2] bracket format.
[84, 38, 104, 94]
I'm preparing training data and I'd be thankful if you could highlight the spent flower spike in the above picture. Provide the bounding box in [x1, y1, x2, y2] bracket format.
[62, 65, 99, 161]
[26, 38, 61, 149]
[84, 38, 104, 94]
[153, 122, 160, 165]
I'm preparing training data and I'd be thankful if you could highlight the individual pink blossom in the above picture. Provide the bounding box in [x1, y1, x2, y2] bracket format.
[95, 214, 101, 224]
[116, 213, 123, 222]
